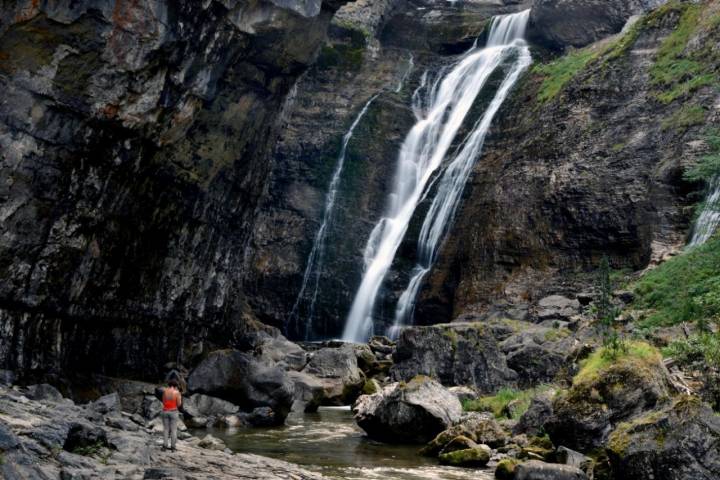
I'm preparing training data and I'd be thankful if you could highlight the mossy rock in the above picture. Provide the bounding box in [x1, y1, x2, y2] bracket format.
[361, 379, 379, 395]
[495, 458, 520, 480]
[438, 435, 477, 455]
[438, 446, 491, 468]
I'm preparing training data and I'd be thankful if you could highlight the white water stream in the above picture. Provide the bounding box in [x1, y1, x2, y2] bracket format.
[688, 176, 720, 247]
[287, 95, 379, 338]
[343, 10, 532, 342]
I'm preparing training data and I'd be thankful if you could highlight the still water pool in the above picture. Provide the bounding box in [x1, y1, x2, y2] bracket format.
[203, 407, 493, 480]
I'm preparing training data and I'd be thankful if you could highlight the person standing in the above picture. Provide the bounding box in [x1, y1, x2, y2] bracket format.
[161, 379, 182, 451]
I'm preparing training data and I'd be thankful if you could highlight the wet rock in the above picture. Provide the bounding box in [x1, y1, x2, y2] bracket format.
[301, 344, 365, 405]
[26, 384, 64, 402]
[438, 445, 491, 468]
[515, 460, 588, 480]
[514, 391, 554, 436]
[368, 336, 395, 356]
[0, 370, 15, 385]
[353, 377, 462, 444]
[187, 349, 294, 424]
[0, 422, 20, 450]
[528, 0, 665, 50]
[391, 323, 517, 393]
[496, 458, 521, 480]
[607, 396, 720, 480]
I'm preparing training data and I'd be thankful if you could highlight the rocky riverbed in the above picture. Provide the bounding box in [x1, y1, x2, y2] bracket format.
[0, 383, 325, 480]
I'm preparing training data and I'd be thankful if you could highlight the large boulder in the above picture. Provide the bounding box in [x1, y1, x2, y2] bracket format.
[545, 343, 671, 451]
[390, 323, 517, 393]
[528, 0, 667, 50]
[182, 394, 239, 419]
[607, 396, 720, 480]
[187, 350, 294, 424]
[256, 336, 308, 371]
[288, 371, 325, 413]
[353, 377, 462, 443]
[514, 390, 555, 436]
[301, 344, 365, 405]
[26, 384, 64, 402]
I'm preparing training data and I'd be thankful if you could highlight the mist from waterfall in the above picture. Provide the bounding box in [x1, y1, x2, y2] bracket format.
[287, 95, 379, 339]
[688, 176, 720, 248]
[342, 10, 532, 342]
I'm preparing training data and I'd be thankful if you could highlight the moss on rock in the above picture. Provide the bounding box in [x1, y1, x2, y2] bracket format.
[438, 446, 491, 467]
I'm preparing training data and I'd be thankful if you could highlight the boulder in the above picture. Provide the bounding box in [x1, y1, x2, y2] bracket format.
[515, 460, 588, 480]
[438, 445, 491, 468]
[301, 344, 365, 405]
[288, 371, 325, 413]
[422, 412, 507, 456]
[606, 396, 720, 480]
[92, 393, 121, 414]
[390, 323, 517, 393]
[514, 391, 554, 436]
[187, 350, 294, 424]
[141, 396, 163, 420]
[528, 0, 666, 50]
[535, 296, 580, 322]
[438, 435, 477, 454]
[256, 336, 308, 371]
[554, 446, 593, 474]
[504, 341, 565, 386]
[182, 394, 239, 419]
[26, 384, 64, 402]
[545, 344, 671, 451]
[353, 377, 462, 443]
[368, 336, 395, 356]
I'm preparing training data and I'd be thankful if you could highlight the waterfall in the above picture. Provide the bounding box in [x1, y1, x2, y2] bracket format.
[342, 10, 532, 343]
[287, 95, 379, 339]
[688, 176, 720, 247]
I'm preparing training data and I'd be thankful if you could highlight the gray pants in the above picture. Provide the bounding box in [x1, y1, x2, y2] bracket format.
[161, 410, 179, 449]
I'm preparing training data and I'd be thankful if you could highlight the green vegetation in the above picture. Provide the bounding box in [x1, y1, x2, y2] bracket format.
[664, 332, 720, 368]
[647, 2, 719, 103]
[633, 236, 720, 329]
[661, 104, 707, 132]
[362, 379, 379, 395]
[316, 44, 364, 71]
[463, 386, 552, 419]
[684, 131, 720, 183]
[534, 48, 599, 103]
[574, 341, 661, 385]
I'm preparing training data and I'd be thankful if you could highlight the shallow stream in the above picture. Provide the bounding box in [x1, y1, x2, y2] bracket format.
[204, 407, 492, 480]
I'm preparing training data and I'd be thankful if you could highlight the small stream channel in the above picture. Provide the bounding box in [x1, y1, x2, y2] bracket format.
[200, 407, 493, 480]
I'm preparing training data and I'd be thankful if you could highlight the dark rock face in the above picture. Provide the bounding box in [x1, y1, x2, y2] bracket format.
[513, 390, 554, 436]
[528, 0, 667, 50]
[0, 0, 345, 378]
[353, 377, 462, 443]
[187, 350, 295, 424]
[391, 323, 518, 393]
[607, 397, 720, 480]
[418, 4, 710, 325]
[63, 422, 110, 453]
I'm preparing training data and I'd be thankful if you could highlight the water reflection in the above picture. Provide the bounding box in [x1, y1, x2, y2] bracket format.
[200, 407, 492, 480]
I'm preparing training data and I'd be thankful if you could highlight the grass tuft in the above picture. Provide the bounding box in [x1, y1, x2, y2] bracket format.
[463, 386, 552, 419]
[573, 341, 661, 385]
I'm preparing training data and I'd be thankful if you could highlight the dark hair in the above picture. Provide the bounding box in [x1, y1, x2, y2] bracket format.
[168, 379, 179, 388]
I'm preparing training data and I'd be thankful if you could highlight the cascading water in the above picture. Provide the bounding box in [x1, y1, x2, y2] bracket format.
[287, 95, 379, 339]
[688, 176, 720, 247]
[342, 10, 532, 343]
